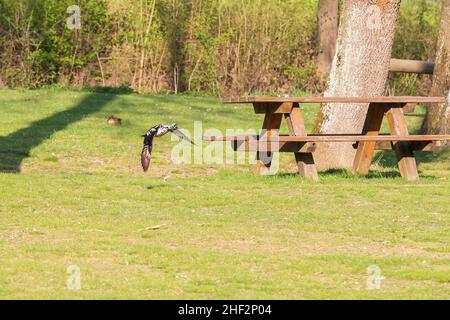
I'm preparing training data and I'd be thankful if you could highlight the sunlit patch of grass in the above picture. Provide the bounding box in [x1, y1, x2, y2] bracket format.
[0, 89, 448, 299]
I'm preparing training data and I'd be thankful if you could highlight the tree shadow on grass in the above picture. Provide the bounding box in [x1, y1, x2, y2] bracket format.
[319, 164, 440, 179]
[266, 172, 298, 179]
[0, 93, 116, 173]
[375, 149, 448, 168]
[373, 148, 448, 179]
[270, 167, 431, 179]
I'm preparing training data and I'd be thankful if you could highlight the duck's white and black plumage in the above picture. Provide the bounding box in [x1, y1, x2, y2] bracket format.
[141, 124, 195, 172]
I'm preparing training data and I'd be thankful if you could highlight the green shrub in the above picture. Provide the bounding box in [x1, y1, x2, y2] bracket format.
[389, 0, 440, 95]
[0, 0, 443, 96]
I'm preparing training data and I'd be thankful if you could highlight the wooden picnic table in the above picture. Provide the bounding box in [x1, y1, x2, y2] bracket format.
[204, 96, 450, 181]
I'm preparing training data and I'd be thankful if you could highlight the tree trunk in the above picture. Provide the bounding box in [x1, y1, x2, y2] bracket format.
[313, 0, 401, 169]
[317, 0, 339, 77]
[423, 0, 450, 135]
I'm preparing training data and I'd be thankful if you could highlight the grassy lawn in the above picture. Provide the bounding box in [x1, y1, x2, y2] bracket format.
[0, 88, 449, 299]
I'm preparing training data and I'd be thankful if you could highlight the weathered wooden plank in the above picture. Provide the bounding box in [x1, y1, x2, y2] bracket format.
[204, 134, 450, 142]
[285, 103, 318, 181]
[389, 59, 434, 75]
[372, 140, 447, 152]
[403, 103, 417, 114]
[253, 102, 293, 114]
[223, 96, 446, 104]
[205, 135, 258, 141]
[352, 103, 388, 175]
[254, 112, 282, 176]
[232, 141, 317, 153]
[386, 108, 419, 181]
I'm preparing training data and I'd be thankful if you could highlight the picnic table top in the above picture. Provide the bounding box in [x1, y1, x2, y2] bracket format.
[204, 134, 450, 142]
[223, 96, 447, 104]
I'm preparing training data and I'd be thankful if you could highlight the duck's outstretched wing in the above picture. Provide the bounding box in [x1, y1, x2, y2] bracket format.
[172, 129, 196, 145]
[141, 146, 152, 172]
[141, 124, 195, 172]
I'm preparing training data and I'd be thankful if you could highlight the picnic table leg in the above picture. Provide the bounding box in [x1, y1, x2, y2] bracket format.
[285, 103, 318, 180]
[255, 110, 282, 176]
[386, 107, 419, 181]
[352, 103, 387, 175]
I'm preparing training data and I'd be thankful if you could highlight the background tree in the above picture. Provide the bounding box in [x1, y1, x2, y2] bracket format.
[313, 0, 401, 169]
[317, 0, 339, 77]
[423, 0, 450, 135]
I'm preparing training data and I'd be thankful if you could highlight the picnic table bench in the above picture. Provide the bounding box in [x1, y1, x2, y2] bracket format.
[204, 96, 450, 181]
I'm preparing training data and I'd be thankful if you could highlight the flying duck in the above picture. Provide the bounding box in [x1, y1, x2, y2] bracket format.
[141, 124, 195, 172]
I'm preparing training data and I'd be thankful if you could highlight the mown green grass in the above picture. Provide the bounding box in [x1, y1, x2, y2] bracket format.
[0, 88, 449, 299]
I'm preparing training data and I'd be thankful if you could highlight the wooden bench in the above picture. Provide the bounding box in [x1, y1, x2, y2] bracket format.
[204, 97, 450, 181]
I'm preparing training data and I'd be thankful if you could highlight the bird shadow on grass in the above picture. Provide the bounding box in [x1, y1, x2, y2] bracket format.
[147, 184, 170, 190]
[0, 93, 116, 173]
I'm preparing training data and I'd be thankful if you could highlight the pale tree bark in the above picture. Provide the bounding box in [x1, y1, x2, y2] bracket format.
[313, 0, 401, 169]
[317, 0, 339, 77]
[423, 0, 450, 135]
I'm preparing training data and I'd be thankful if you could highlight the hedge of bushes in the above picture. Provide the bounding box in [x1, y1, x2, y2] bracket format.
[0, 0, 441, 95]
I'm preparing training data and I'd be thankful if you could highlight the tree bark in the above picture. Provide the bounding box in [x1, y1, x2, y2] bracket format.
[313, 0, 401, 169]
[423, 0, 450, 135]
[317, 0, 339, 77]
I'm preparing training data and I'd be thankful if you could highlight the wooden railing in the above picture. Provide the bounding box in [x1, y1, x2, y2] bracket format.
[389, 59, 434, 75]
